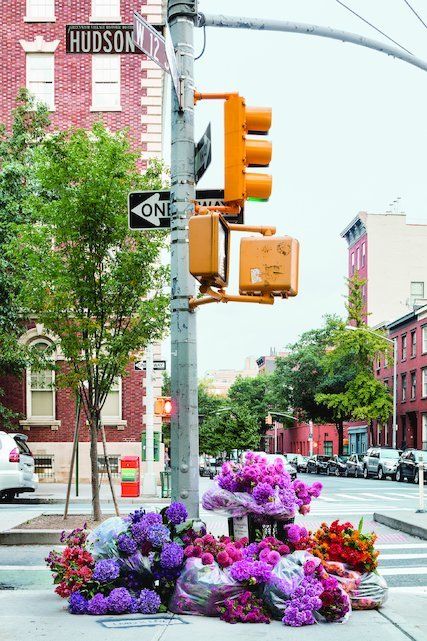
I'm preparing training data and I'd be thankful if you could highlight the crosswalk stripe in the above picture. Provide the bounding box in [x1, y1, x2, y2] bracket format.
[379, 553, 427, 560]
[380, 566, 427, 576]
[377, 543, 427, 550]
[358, 493, 396, 501]
[0, 566, 47, 571]
[316, 496, 338, 502]
[388, 586, 427, 594]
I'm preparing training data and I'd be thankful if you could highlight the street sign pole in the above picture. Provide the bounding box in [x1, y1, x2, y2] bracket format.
[142, 343, 156, 496]
[168, 0, 199, 518]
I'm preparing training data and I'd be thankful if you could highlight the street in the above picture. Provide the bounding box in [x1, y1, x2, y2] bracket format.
[0, 474, 426, 639]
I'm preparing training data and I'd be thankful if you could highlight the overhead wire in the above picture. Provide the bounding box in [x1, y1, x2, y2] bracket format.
[195, 25, 206, 60]
[402, 0, 427, 31]
[335, 0, 414, 55]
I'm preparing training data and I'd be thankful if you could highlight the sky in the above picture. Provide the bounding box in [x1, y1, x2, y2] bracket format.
[162, 0, 427, 376]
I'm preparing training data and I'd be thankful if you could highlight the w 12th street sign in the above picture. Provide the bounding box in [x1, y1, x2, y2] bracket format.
[128, 189, 244, 229]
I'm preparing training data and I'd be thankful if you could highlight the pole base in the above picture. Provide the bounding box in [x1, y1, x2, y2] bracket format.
[416, 509, 427, 513]
[141, 473, 157, 497]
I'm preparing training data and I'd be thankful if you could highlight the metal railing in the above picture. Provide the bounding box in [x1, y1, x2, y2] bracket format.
[34, 455, 55, 480]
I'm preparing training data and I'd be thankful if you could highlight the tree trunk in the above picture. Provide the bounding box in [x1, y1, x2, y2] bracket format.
[100, 423, 120, 517]
[369, 420, 375, 447]
[89, 411, 102, 522]
[63, 396, 81, 520]
[336, 421, 344, 456]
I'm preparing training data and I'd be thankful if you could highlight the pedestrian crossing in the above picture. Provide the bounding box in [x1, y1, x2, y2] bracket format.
[377, 542, 427, 594]
[307, 489, 420, 516]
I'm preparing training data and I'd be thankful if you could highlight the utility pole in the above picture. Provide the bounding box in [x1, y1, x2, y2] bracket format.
[142, 343, 156, 496]
[168, 0, 199, 517]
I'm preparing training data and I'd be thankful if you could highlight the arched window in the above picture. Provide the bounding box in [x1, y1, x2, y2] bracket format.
[27, 340, 55, 420]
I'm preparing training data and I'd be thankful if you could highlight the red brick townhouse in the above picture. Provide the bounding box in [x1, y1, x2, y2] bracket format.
[0, 0, 167, 481]
[375, 306, 427, 451]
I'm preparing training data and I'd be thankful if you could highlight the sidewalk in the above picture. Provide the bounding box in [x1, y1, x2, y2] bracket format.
[18, 482, 168, 505]
[374, 510, 427, 540]
[0, 590, 423, 641]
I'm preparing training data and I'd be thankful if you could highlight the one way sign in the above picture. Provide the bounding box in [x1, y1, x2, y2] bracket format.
[128, 189, 244, 229]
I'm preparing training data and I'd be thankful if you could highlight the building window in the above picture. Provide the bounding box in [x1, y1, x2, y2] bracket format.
[401, 373, 407, 402]
[411, 330, 417, 358]
[351, 252, 355, 274]
[423, 325, 427, 354]
[91, 55, 121, 112]
[34, 454, 55, 480]
[410, 281, 424, 304]
[27, 341, 55, 419]
[323, 441, 333, 457]
[91, 0, 121, 21]
[422, 414, 427, 450]
[141, 432, 161, 462]
[422, 368, 427, 399]
[26, 53, 55, 110]
[25, 0, 55, 21]
[410, 372, 416, 400]
[97, 455, 120, 476]
[402, 334, 407, 360]
[101, 377, 121, 421]
[356, 248, 360, 270]
[361, 242, 366, 267]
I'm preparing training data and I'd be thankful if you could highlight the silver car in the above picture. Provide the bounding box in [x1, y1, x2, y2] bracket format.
[0, 432, 38, 501]
[363, 447, 402, 480]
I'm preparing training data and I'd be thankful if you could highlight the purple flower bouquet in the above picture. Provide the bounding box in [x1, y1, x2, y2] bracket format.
[202, 452, 322, 521]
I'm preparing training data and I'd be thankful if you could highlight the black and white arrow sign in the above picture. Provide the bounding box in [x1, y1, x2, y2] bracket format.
[128, 189, 244, 229]
[134, 360, 166, 371]
[195, 123, 212, 183]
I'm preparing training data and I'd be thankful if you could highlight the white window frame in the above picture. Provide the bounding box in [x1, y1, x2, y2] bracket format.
[91, 55, 122, 112]
[90, 0, 121, 22]
[26, 339, 55, 422]
[101, 376, 123, 424]
[26, 53, 55, 111]
[422, 325, 427, 354]
[422, 368, 427, 399]
[411, 372, 416, 400]
[24, 0, 56, 22]
[422, 414, 427, 450]
[361, 241, 366, 267]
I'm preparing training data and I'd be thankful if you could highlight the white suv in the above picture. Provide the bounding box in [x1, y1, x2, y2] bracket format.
[0, 432, 38, 501]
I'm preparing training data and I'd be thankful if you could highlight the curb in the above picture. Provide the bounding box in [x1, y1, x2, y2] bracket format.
[373, 512, 427, 540]
[9, 497, 170, 506]
[0, 529, 70, 545]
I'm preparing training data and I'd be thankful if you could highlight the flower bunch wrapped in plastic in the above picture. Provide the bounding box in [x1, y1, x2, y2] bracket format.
[69, 587, 161, 615]
[183, 533, 247, 568]
[217, 591, 270, 624]
[322, 560, 388, 610]
[310, 519, 379, 573]
[45, 525, 95, 598]
[202, 452, 322, 520]
[243, 536, 290, 565]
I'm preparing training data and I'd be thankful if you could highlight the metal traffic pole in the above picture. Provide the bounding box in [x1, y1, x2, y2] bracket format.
[142, 343, 156, 496]
[168, 0, 199, 517]
[416, 454, 426, 513]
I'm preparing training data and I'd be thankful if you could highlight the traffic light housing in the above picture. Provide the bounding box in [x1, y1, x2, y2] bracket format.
[154, 397, 172, 418]
[239, 236, 299, 297]
[189, 212, 230, 287]
[224, 93, 272, 205]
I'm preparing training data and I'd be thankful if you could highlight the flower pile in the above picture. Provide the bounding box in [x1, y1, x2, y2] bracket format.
[310, 520, 379, 573]
[183, 533, 247, 568]
[202, 453, 322, 520]
[217, 591, 270, 624]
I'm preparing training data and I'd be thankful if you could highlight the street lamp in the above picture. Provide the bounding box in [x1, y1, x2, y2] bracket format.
[267, 410, 298, 454]
[345, 325, 398, 449]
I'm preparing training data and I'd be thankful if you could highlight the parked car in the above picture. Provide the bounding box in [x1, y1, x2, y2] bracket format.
[199, 456, 218, 478]
[306, 455, 330, 475]
[248, 452, 297, 481]
[363, 447, 402, 480]
[0, 432, 38, 502]
[345, 453, 366, 478]
[327, 455, 349, 477]
[396, 449, 427, 484]
[288, 453, 308, 473]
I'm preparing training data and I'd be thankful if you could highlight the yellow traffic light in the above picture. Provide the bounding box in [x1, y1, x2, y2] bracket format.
[154, 397, 172, 418]
[189, 212, 230, 287]
[239, 236, 299, 297]
[224, 93, 272, 205]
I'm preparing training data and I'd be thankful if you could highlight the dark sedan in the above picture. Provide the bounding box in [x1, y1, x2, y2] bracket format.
[327, 455, 349, 477]
[306, 455, 330, 474]
[396, 449, 427, 484]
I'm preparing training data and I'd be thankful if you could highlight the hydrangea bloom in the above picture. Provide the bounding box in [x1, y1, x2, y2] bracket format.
[69, 591, 88, 615]
[165, 502, 188, 525]
[117, 533, 137, 555]
[93, 559, 120, 583]
[86, 593, 109, 615]
[252, 483, 275, 504]
[147, 524, 171, 548]
[131, 512, 162, 544]
[107, 588, 134, 614]
[137, 589, 161, 614]
[160, 542, 184, 569]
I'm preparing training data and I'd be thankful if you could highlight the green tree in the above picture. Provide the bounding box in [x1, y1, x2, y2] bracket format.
[0, 90, 50, 427]
[315, 274, 393, 452]
[228, 375, 273, 435]
[12, 123, 169, 520]
[199, 404, 260, 455]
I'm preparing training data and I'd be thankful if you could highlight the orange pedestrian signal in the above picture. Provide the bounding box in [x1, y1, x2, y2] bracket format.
[239, 236, 299, 297]
[189, 212, 230, 287]
[154, 397, 172, 418]
[224, 93, 272, 205]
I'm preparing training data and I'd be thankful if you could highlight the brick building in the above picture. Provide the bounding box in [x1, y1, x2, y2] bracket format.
[375, 306, 427, 451]
[0, 0, 166, 481]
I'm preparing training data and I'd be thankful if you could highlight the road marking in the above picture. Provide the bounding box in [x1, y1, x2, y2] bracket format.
[379, 553, 427, 560]
[316, 496, 338, 502]
[377, 543, 427, 550]
[0, 566, 48, 571]
[358, 493, 397, 501]
[388, 586, 427, 594]
[380, 566, 427, 576]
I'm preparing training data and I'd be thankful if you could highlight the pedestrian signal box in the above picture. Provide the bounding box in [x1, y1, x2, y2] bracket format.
[154, 397, 172, 418]
[239, 236, 299, 297]
[189, 212, 230, 287]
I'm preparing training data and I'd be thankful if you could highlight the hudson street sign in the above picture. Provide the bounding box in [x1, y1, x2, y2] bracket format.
[66, 24, 161, 54]
[195, 123, 212, 183]
[128, 189, 244, 229]
[134, 360, 167, 371]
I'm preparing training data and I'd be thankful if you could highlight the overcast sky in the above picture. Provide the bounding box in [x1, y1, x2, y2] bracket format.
[162, 0, 427, 375]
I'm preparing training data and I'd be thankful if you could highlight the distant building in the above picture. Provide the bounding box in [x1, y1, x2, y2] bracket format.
[205, 357, 258, 396]
[341, 211, 427, 327]
[257, 348, 289, 374]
